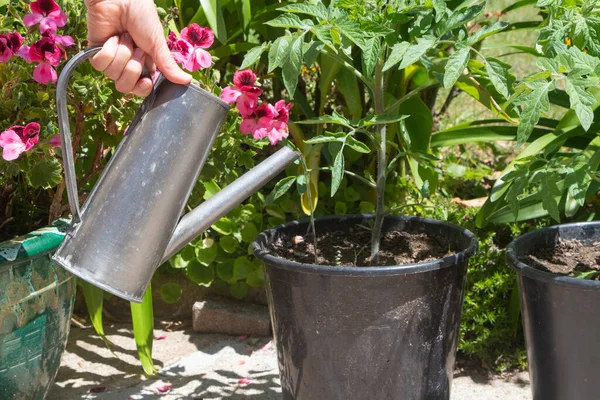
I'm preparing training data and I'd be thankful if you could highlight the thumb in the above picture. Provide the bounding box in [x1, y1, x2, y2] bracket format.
[145, 29, 192, 85]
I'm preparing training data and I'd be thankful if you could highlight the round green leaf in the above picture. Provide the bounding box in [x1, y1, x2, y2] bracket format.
[220, 236, 239, 254]
[230, 281, 248, 299]
[344, 186, 361, 202]
[246, 263, 264, 288]
[233, 256, 252, 280]
[187, 260, 215, 286]
[359, 201, 375, 214]
[241, 222, 259, 243]
[216, 260, 235, 282]
[196, 238, 218, 265]
[335, 201, 347, 215]
[211, 217, 235, 235]
[160, 282, 183, 304]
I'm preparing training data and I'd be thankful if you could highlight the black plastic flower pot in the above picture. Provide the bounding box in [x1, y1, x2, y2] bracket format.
[506, 222, 600, 400]
[253, 215, 477, 400]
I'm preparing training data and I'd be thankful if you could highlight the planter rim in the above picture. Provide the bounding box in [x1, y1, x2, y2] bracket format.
[506, 221, 600, 289]
[252, 214, 477, 276]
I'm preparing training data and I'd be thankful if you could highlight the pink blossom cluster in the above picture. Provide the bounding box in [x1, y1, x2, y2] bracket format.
[221, 70, 292, 145]
[0, 123, 60, 161]
[167, 24, 214, 72]
[0, 0, 74, 84]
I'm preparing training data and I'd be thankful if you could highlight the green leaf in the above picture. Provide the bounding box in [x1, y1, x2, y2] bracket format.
[346, 137, 370, 153]
[268, 36, 292, 72]
[359, 201, 375, 214]
[441, 2, 485, 34]
[535, 171, 562, 222]
[361, 37, 380, 78]
[502, 0, 536, 13]
[234, 0, 251, 31]
[304, 132, 345, 144]
[282, 34, 304, 98]
[337, 67, 363, 119]
[233, 256, 252, 280]
[264, 176, 296, 205]
[361, 20, 395, 37]
[335, 201, 347, 214]
[383, 42, 409, 72]
[297, 112, 351, 127]
[565, 77, 596, 131]
[246, 264, 265, 288]
[359, 114, 408, 127]
[516, 80, 554, 143]
[130, 285, 157, 375]
[211, 217, 235, 235]
[160, 282, 183, 304]
[187, 260, 215, 285]
[486, 57, 514, 99]
[336, 15, 368, 50]
[240, 44, 265, 69]
[266, 13, 313, 29]
[196, 238, 218, 265]
[241, 222, 259, 243]
[81, 281, 108, 342]
[399, 36, 437, 69]
[0, 159, 20, 178]
[220, 236, 239, 253]
[0, 0, 8, 7]
[230, 281, 248, 299]
[27, 158, 62, 189]
[199, 0, 227, 43]
[216, 260, 234, 281]
[331, 143, 345, 196]
[467, 22, 508, 45]
[444, 46, 471, 88]
[278, 2, 328, 20]
[431, 125, 552, 148]
[203, 180, 221, 200]
[312, 26, 334, 47]
[433, 0, 448, 21]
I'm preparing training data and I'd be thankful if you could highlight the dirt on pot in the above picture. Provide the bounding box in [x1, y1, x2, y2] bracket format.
[526, 238, 600, 279]
[269, 226, 454, 267]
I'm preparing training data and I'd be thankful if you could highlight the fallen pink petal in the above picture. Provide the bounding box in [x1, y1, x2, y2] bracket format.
[238, 378, 253, 385]
[154, 335, 167, 340]
[238, 335, 248, 341]
[155, 384, 172, 393]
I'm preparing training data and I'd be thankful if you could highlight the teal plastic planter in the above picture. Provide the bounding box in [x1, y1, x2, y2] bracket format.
[0, 219, 75, 400]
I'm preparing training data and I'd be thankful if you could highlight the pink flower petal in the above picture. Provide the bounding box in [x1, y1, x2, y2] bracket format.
[155, 384, 172, 393]
[221, 86, 242, 104]
[238, 378, 253, 385]
[54, 34, 74, 46]
[233, 69, 257, 88]
[181, 24, 214, 49]
[33, 62, 57, 84]
[240, 118, 257, 135]
[0, 130, 22, 148]
[236, 94, 260, 118]
[260, 341, 273, 351]
[23, 13, 43, 28]
[17, 46, 32, 63]
[237, 335, 248, 341]
[154, 335, 167, 340]
[48, 134, 61, 147]
[237, 360, 246, 365]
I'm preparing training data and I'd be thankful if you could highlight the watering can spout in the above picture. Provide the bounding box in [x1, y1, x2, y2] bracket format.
[52, 48, 300, 303]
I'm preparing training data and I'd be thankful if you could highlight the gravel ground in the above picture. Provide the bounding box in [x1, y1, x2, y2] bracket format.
[48, 324, 531, 400]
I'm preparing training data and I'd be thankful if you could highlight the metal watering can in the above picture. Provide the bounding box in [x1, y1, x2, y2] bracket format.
[52, 48, 299, 303]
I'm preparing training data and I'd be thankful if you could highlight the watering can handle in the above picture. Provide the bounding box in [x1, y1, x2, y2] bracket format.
[57, 47, 156, 222]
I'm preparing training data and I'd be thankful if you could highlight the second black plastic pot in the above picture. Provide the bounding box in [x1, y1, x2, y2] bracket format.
[507, 222, 600, 400]
[253, 215, 477, 400]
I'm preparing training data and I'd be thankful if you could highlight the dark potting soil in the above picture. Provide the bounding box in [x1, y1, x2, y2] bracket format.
[269, 226, 454, 267]
[526, 238, 600, 278]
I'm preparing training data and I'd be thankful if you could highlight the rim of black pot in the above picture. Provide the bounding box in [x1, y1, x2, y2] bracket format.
[506, 221, 600, 289]
[252, 214, 478, 276]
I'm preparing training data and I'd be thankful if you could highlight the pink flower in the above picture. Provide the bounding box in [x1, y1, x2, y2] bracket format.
[17, 46, 32, 63]
[48, 134, 60, 147]
[0, 32, 24, 62]
[221, 69, 263, 117]
[23, 0, 67, 33]
[168, 24, 213, 72]
[240, 103, 276, 140]
[28, 35, 65, 84]
[0, 122, 40, 161]
[42, 29, 74, 47]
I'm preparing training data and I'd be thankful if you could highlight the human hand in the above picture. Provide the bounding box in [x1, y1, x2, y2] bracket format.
[85, 0, 191, 96]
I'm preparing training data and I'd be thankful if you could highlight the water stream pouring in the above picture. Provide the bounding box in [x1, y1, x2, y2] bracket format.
[52, 48, 299, 303]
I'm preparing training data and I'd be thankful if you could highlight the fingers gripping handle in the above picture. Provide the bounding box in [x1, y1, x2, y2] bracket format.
[57, 47, 155, 222]
[56, 47, 101, 222]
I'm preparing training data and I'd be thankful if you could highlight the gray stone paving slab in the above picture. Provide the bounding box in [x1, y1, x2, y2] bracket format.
[48, 324, 531, 400]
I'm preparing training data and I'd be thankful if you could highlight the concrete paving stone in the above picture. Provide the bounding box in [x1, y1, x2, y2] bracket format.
[49, 323, 531, 400]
